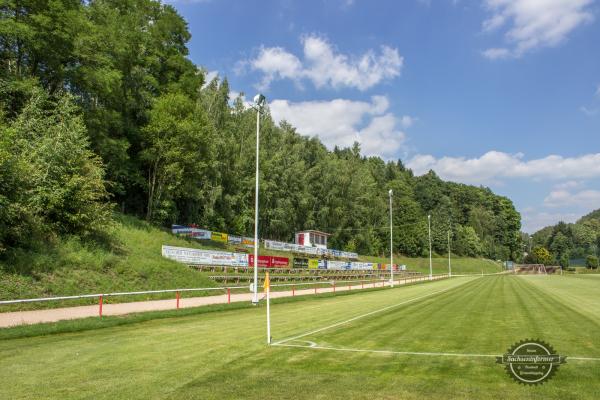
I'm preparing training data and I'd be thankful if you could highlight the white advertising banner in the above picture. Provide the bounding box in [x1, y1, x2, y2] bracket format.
[162, 245, 248, 267]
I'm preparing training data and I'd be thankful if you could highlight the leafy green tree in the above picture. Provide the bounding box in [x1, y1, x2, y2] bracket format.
[11, 90, 111, 237]
[141, 92, 216, 224]
[559, 253, 570, 270]
[531, 246, 553, 265]
[586, 255, 599, 269]
[454, 226, 483, 257]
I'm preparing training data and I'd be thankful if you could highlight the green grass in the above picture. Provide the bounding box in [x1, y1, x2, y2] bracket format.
[0, 214, 219, 310]
[0, 275, 598, 399]
[360, 254, 503, 275]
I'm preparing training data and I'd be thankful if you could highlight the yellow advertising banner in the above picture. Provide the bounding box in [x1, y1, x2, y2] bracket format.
[308, 259, 319, 269]
[211, 232, 228, 243]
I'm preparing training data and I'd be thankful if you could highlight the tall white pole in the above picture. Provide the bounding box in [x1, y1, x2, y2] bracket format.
[428, 215, 432, 280]
[266, 281, 271, 344]
[448, 230, 452, 278]
[389, 190, 394, 287]
[252, 108, 260, 304]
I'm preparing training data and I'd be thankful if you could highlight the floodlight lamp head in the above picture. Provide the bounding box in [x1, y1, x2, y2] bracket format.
[254, 93, 266, 107]
[388, 189, 393, 196]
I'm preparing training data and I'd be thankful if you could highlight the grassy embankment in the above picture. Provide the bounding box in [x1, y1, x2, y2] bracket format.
[0, 213, 501, 310]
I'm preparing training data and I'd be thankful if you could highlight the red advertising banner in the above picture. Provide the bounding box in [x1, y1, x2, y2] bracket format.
[271, 256, 289, 267]
[248, 255, 290, 268]
[248, 255, 271, 268]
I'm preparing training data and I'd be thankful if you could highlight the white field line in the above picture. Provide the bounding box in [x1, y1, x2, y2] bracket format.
[271, 343, 600, 362]
[272, 277, 475, 346]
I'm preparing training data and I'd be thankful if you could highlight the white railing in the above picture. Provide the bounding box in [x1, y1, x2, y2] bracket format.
[0, 274, 450, 317]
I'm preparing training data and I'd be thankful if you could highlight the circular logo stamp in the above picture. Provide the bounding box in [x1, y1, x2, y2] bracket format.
[496, 339, 567, 385]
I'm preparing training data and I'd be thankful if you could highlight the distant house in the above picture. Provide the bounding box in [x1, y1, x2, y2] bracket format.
[295, 230, 331, 250]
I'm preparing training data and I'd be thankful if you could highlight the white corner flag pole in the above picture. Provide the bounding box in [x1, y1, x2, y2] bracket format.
[265, 272, 271, 344]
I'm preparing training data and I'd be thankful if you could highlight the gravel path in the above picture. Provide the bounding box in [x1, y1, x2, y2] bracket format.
[0, 276, 435, 328]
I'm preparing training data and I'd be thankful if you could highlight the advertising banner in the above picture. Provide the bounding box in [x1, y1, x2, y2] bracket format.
[249, 255, 271, 268]
[228, 235, 242, 245]
[161, 245, 248, 267]
[211, 232, 228, 243]
[308, 259, 319, 269]
[242, 237, 255, 247]
[271, 256, 290, 268]
[265, 240, 286, 251]
[318, 260, 328, 269]
[171, 225, 212, 240]
[293, 257, 309, 268]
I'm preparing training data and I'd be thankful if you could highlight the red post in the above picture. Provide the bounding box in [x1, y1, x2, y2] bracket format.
[362, 282, 364, 289]
[99, 295, 103, 318]
[227, 288, 231, 304]
[292, 286, 295, 296]
[176, 291, 180, 309]
[315, 286, 317, 295]
[333, 282, 336, 293]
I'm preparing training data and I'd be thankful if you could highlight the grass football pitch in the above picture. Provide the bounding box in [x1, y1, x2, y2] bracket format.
[1, 274, 599, 399]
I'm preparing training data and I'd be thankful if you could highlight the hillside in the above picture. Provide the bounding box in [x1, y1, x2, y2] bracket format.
[529, 208, 600, 266]
[0, 215, 218, 307]
[0, 214, 501, 310]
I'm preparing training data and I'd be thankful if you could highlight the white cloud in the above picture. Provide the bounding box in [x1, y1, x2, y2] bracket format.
[482, 47, 512, 60]
[543, 189, 600, 208]
[407, 151, 600, 185]
[482, 0, 595, 58]
[246, 35, 403, 91]
[580, 106, 599, 116]
[400, 115, 415, 128]
[269, 96, 408, 158]
[553, 180, 583, 190]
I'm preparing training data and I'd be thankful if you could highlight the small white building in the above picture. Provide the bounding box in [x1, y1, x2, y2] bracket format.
[295, 230, 331, 250]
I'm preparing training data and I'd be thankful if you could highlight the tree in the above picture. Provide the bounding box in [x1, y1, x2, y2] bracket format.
[559, 253, 570, 270]
[141, 92, 216, 223]
[531, 246, 553, 266]
[11, 90, 111, 237]
[586, 255, 599, 269]
[454, 226, 483, 257]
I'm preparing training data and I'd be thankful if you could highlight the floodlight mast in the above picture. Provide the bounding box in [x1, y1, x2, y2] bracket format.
[428, 215, 433, 280]
[252, 94, 266, 305]
[389, 189, 394, 288]
[448, 230, 452, 278]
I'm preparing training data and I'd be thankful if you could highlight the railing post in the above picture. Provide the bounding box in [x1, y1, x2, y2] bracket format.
[333, 282, 336, 293]
[362, 281, 364, 289]
[176, 291, 180, 309]
[99, 295, 103, 318]
[227, 288, 231, 304]
[315, 286, 317, 295]
[292, 286, 295, 296]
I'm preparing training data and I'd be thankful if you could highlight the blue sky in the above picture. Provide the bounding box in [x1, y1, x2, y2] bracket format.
[167, 0, 600, 233]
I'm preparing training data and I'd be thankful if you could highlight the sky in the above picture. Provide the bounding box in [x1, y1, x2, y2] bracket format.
[166, 0, 600, 233]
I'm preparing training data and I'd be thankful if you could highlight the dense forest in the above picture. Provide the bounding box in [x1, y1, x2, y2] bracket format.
[0, 0, 522, 261]
[525, 210, 600, 268]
